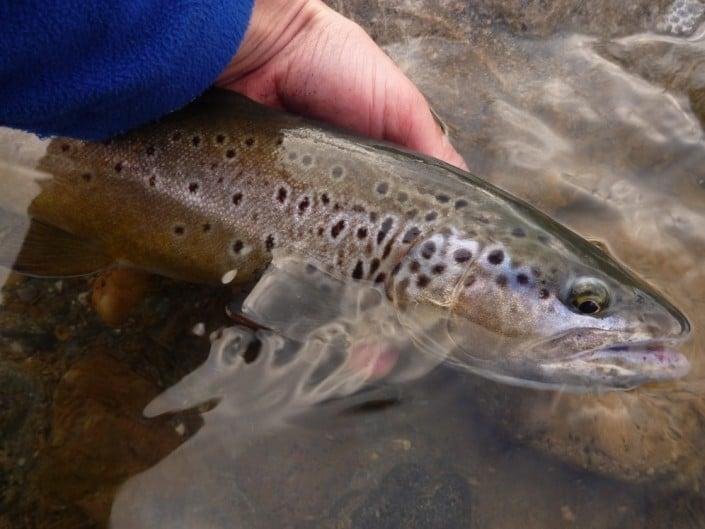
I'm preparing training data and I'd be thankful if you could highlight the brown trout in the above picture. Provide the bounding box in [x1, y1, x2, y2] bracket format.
[0, 89, 692, 389]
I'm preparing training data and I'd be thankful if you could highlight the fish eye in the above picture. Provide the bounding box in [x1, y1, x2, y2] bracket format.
[567, 278, 610, 316]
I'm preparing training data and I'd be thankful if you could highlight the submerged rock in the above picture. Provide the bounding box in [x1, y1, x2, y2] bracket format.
[37, 353, 182, 526]
[91, 269, 150, 327]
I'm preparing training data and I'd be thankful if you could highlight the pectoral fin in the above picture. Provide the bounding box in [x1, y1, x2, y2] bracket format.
[240, 256, 443, 383]
[241, 256, 348, 341]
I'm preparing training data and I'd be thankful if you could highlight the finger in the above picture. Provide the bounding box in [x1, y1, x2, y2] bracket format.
[378, 74, 469, 170]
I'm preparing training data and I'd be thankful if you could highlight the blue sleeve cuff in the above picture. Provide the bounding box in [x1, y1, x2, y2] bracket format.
[0, 0, 255, 139]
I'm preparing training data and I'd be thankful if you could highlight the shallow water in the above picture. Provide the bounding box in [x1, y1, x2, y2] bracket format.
[3, 0, 705, 527]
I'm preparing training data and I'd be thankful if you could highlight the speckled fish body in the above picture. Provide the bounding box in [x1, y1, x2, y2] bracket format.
[0, 90, 692, 388]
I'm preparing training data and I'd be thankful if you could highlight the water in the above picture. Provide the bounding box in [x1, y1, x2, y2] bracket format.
[3, 0, 705, 527]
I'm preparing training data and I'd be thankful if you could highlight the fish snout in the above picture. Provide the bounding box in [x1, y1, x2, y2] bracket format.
[638, 306, 691, 342]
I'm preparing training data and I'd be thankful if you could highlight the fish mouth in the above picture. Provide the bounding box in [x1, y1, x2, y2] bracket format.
[527, 330, 691, 390]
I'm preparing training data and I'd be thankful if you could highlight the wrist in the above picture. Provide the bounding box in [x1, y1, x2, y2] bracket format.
[217, 0, 325, 83]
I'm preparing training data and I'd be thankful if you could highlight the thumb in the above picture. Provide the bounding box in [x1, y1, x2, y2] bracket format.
[379, 75, 469, 170]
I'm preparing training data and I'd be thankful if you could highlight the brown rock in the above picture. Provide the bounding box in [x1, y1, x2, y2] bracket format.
[37, 353, 181, 526]
[91, 269, 150, 326]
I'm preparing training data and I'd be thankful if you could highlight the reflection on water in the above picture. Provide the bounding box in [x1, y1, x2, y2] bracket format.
[112, 325, 646, 529]
[3, 0, 705, 527]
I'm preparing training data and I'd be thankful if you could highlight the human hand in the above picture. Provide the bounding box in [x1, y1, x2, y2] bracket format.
[216, 0, 467, 170]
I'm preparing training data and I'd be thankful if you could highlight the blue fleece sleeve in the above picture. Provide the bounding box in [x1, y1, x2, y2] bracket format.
[0, 0, 254, 140]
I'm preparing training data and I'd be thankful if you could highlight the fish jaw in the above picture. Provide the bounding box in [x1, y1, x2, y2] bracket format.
[535, 338, 691, 389]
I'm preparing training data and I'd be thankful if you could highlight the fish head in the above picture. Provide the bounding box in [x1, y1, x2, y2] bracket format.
[391, 226, 691, 390]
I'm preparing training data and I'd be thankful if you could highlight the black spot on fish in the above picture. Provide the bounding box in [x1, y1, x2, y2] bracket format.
[376, 182, 388, 194]
[245, 137, 255, 147]
[192, 136, 201, 146]
[405, 209, 418, 219]
[397, 192, 408, 203]
[396, 278, 411, 299]
[265, 234, 275, 251]
[436, 194, 450, 203]
[331, 219, 346, 238]
[148, 176, 156, 187]
[421, 241, 436, 259]
[226, 149, 236, 159]
[417, 275, 431, 288]
[321, 193, 330, 205]
[172, 132, 182, 142]
[277, 187, 287, 203]
[382, 238, 395, 260]
[375, 272, 386, 283]
[537, 234, 550, 245]
[331, 166, 343, 178]
[352, 261, 364, 280]
[425, 211, 438, 222]
[496, 274, 508, 287]
[302, 155, 312, 165]
[288, 152, 298, 161]
[232, 192, 243, 206]
[81, 172, 92, 182]
[216, 134, 225, 144]
[377, 217, 394, 244]
[188, 182, 199, 193]
[173, 225, 185, 236]
[357, 227, 368, 239]
[512, 227, 526, 238]
[392, 263, 401, 276]
[455, 199, 468, 209]
[276, 136, 284, 146]
[114, 162, 123, 173]
[410, 261, 420, 273]
[60, 143, 70, 152]
[517, 273, 529, 285]
[146, 145, 155, 156]
[531, 267, 542, 278]
[432, 264, 446, 275]
[464, 275, 476, 287]
[369, 212, 378, 223]
[402, 227, 420, 243]
[488, 250, 504, 265]
[298, 196, 310, 213]
[352, 204, 366, 213]
[317, 227, 324, 236]
[202, 223, 211, 233]
[232, 240, 244, 254]
[539, 288, 550, 299]
[454, 249, 472, 263]
[369, 258, 380, 275]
